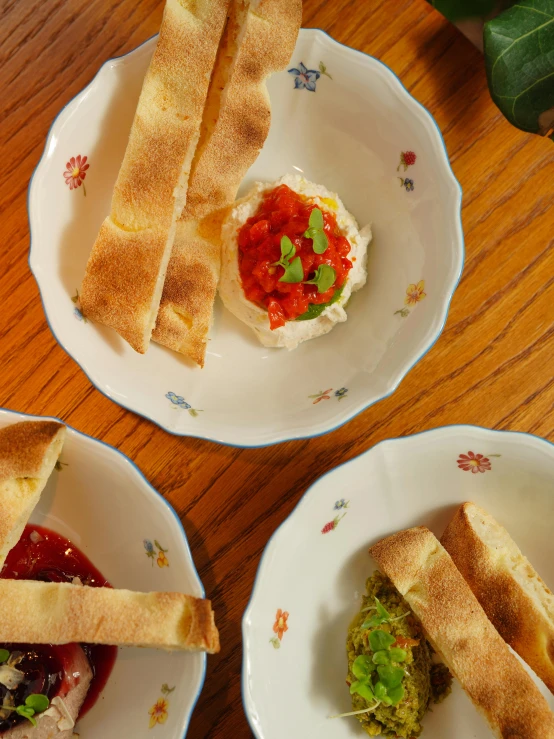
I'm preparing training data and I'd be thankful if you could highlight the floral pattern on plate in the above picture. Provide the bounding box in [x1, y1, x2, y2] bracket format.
[166, 392, 202, 417]
[288, 61, 331, 91]
[394, 280, 426, 318]
[309, 388, 348, 404]
[148, 684, 175, 728]
[270, 609, 289, 649]
[63, 155, 89, 195]
[144, 539, 169, 567]
[321, 499, 350, 534]
[457, 451, 501, 473]
[71, 290, 87, 322]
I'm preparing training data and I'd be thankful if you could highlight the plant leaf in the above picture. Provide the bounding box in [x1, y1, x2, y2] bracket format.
[0, 649, 9, 663]
[388, 647, 407, 663]
[295, 286, 344, 321]
[25, 695, 49, 713]
[377, 665, 405, 689]
[484, 0, 554, 138]
[309, 207, 324, 231]
[429, 0, 495, 22]
[304, 264, 336, 293]
[279, 256, 303, 283]
[312, 231, 329, 254]
[387, 683, 405, 706]
[280, 235, 295, 261]
[352, 655, 374, 679]
[368, 630, 395, 652]
[372, 650, 391, 665]
[350, 680, 376, 703]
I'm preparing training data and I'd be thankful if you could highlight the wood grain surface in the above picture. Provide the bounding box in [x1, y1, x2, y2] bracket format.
[0, 0, 553, 736]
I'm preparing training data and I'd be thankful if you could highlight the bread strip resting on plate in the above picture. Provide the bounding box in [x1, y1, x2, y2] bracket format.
[153, 0, 302, 366]
[370, 526, 554, 739]
[441, 501, 554, 694]
[79, 0, 232, 353]
[0, 420, 65, 569]
[0, 580, 219, 653]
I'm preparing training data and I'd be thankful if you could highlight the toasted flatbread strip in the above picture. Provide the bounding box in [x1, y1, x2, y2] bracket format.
[79, 0, 232, 353]
[0, 421, 65, 569]
[0, 579, 219, 653]
[370, 526, 554, 739]
[153, 0, 302, 366]
[441, 502, 554, 694]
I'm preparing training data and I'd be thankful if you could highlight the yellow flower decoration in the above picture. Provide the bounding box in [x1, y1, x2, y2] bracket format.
[148, 698, 169, 728]
[405, 280, 426, 306]
[157, 550, 169, 568]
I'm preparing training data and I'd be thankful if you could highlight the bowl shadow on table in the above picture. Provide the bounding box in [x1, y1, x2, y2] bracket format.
[180, 513, 241, 737]
[309, 504, 459, 717]
[57, 59, 142, 357]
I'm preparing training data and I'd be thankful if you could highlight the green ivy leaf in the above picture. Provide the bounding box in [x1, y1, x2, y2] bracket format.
[304, 264, 336, 293]
[368, 630, 395, 652]
[295, 286, 344, 321]
[429, 0, 495, 22]
[484, 0, 554, 139]
[279, 256, 303, 283]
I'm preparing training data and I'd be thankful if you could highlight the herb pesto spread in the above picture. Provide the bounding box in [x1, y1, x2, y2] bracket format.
[346, 572, 452, 737]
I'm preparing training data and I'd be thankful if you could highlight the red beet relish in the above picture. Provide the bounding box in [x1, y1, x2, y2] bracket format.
[0, 525, 117, 721]
[237, 185, 353, 329]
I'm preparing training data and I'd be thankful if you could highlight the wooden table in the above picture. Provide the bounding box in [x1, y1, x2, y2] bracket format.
[1, 0, 553, 736]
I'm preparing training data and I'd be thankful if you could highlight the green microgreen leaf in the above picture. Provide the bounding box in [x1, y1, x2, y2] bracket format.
[304, 264, 336, 294]
[0, 649, 9, 663]
[377, 665, 405, 689]
[295, 286, 344, 321]
[279, 256, 303, 283]
[386, 683, 405, 706]
[25, 694, 49, 713]
[372, 650, 391, 665]
[373, 681, 388, 701]
[280, 235, 295, 261]
[303, 208, 328, 254]
[350, 680, 376, 703]
[362, 597, 392, 628]
[368, 630, 395, 652]
[389, 647, 407, 663]
[352, 655, 374, 680]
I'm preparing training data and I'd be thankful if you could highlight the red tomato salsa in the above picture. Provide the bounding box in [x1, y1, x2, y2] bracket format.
[237, 185, 354, 329]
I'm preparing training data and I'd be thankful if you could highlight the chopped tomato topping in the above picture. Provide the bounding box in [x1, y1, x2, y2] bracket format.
[237, 185, 353, 329]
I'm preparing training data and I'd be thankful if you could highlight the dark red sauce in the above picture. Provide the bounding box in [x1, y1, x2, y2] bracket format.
[237, 184, 353, 329]
[0, 525, 117, 729]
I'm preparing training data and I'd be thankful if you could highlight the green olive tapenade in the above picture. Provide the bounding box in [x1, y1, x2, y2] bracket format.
[345, 572, 451, 737]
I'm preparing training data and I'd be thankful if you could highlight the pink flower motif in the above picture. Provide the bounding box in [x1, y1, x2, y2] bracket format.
[64, 155, 89, 195]
[457, 451, 492, 474]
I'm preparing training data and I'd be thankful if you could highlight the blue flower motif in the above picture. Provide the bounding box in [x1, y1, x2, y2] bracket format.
[334, 498, 349, 510]
[166, 391, 191, 410]
[74, 307, 84, 321]
[335, 387, 348, 400]
[400, 178, 414, 192]
[288, 62, 320, 92]
[143, 539, 154, 554]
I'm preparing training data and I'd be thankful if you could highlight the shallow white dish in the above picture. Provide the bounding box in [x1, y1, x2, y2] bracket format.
[29, 29, 463, 447]
[0, 407, 206, 739]
[242, 425, 554, 738]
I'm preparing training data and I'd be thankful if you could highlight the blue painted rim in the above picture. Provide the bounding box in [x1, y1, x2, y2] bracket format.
[0, 406, 206, 739]
[28, 28, 464, 448]
[241, 423, 554, 737]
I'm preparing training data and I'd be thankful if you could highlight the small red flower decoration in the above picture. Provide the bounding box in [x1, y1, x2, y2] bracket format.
[321, 513, 346, 533]
[457, 451, 492, 474]
[64, 155, 89, 195]
[398, 151, 417, 171]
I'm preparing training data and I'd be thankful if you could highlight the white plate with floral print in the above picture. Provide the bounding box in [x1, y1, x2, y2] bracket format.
[0, 407, 207, 739]
[28, 28, 463, 447]
[242, 425, 554, 738]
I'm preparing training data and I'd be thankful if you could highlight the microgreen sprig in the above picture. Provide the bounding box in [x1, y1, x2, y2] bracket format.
[272, 235, 303, 283]
[303, 208, 328, 254]
[0, 694, 50, 727]
[361, 597, 409, 629]
[0, 649, 9, 663]
[304, 264, 336, 294]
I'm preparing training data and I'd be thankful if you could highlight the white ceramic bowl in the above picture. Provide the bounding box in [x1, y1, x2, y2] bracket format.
[243, 425, 554, 738]
[0, 407, 206, 739]
[29, 29, 463, 447]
